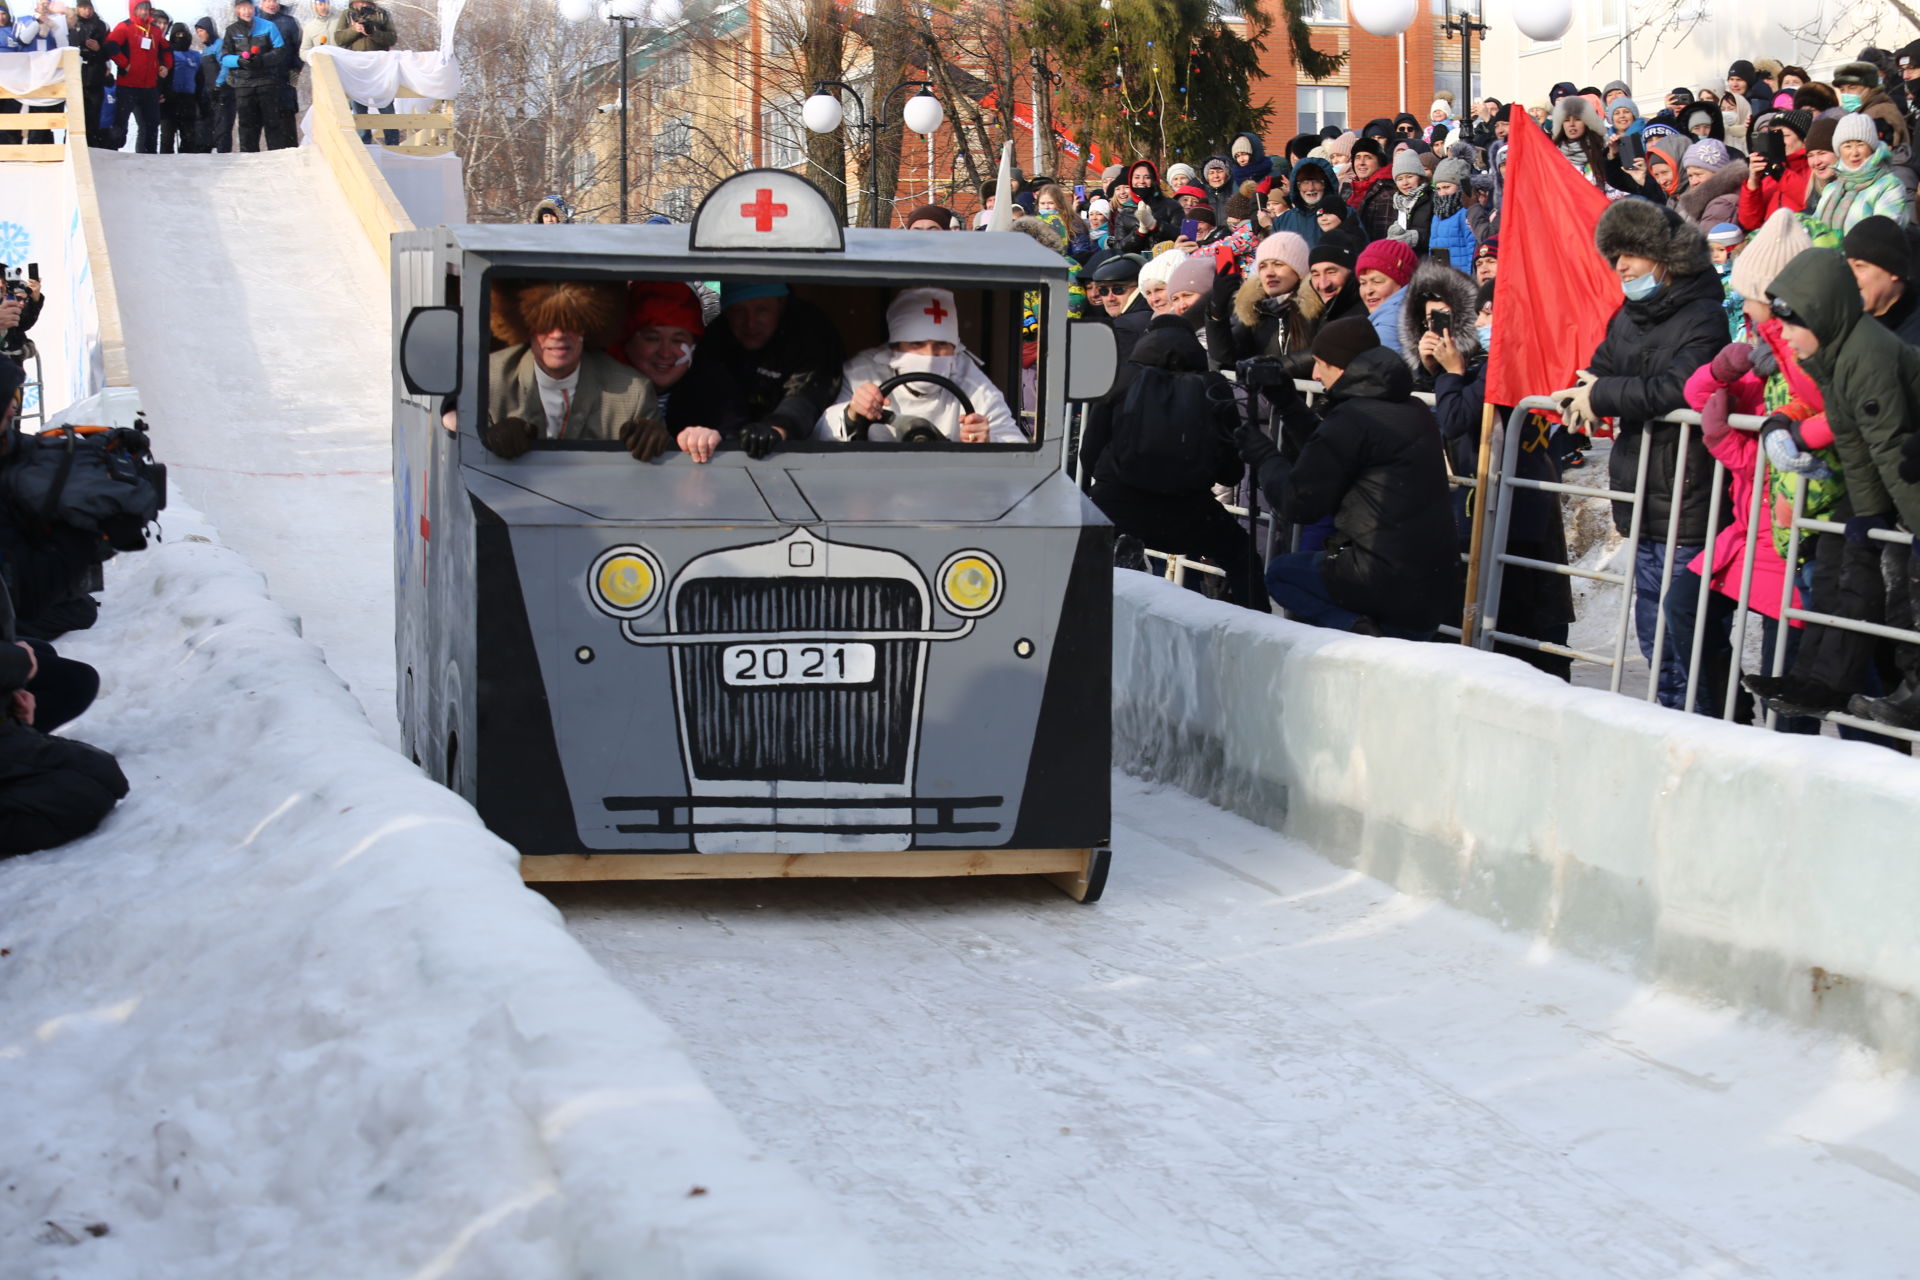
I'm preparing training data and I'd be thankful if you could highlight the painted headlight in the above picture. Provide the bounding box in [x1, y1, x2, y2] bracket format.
[589, 545, 663, 619]
[939, 550, 1002, 617]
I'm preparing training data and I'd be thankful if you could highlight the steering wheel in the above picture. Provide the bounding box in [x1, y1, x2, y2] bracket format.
[857, 373, 979, 445]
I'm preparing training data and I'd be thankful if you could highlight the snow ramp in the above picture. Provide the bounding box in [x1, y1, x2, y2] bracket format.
[88, 147, 401, 741]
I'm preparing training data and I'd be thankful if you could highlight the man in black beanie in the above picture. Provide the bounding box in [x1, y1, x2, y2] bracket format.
[1843, 215, 1920, 345]
[1234, 315, 1457, 636]
[1308, 243, 1365, 322]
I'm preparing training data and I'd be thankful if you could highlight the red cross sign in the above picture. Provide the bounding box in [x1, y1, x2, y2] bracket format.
[923, 299, 949, 325]
[740, 189, 790, 232]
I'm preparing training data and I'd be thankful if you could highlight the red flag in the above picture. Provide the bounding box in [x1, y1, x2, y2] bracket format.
[1484, 111, 1620, 409]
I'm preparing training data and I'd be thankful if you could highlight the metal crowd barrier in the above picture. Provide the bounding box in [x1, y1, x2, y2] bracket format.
[1116, 377, 1920, 745]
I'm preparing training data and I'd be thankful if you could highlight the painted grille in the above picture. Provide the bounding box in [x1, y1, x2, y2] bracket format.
[674, 577, 922, 784]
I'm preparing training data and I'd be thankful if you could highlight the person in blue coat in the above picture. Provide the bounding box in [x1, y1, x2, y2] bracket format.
[1272, 157, 1342, 248]
[1228, 133, 1275, 191]
[218, 0, 288, 151]
[1425, 157, 1479, 266]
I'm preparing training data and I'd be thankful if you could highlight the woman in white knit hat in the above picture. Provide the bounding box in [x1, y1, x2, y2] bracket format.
[819, 287, 1022, 444]
[1137, 248, 1189, 316]
[1814, 114, 1908, 234]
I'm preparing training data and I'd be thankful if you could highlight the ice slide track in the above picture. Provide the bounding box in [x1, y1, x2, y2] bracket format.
[87, 147, 401, 741]
[62, 139, 1920, 1279]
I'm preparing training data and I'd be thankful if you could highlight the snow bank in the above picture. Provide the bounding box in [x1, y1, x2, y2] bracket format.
[0, 508, 875, 1279]
[1113, 570, 1920, 1062]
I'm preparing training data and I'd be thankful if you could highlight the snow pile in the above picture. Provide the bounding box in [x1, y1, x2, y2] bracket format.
[1112, 570, 1920, 1062]
[0, 509, 874, 1279]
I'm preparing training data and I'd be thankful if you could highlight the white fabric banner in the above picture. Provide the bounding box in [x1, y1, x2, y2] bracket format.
[370, 149, 467, 228]
[0, 49, 64, 95]
[437, 0, 465, 60]
[0, 162, 103, 423]
[307, 47, 461, 107]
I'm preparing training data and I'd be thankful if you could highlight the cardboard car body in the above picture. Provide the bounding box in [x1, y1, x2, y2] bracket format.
[391, 172, 1116, 898]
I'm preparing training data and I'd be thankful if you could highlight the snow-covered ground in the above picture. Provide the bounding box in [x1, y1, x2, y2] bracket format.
[0, 508, 874, 1279]
[557, 772, 1920, 1279]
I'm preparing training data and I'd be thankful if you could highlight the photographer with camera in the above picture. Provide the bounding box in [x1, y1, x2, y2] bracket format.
[1737, 110, 1812, 231]
[1, 264, 41, 364]
[0, 357, 129, 858]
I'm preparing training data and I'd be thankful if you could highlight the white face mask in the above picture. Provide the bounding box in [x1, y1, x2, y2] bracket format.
[892, 350, 954, 380]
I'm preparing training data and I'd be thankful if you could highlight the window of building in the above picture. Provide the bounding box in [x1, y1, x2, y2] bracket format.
[662, 185, 695, 221]
[573, 148, 597, 191]
[1589, 0, 1622, 33]
[653, 114, 691, 162]
[763, 100, 804, 169]
[1296, 85, 1348, 135]
[1301, 0, 1343, 23]
[658, 48, 690, 89]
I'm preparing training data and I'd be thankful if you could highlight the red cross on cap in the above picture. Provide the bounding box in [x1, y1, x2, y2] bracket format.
[923, 297, 949, 325]
[740, 188, 789, 233]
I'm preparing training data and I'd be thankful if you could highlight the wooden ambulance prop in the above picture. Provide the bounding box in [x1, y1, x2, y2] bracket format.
[391, 171, 1119, 900]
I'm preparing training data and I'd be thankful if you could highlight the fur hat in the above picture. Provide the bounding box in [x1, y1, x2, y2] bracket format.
[491, 280, 624, 346]
[1594, 199, 1711, 278]
[1397, 259, 1480, 368]
[1255, 230, 1310, 277]
[1831, 61, 1881, 88]
[1550, 94, 1605, 137]
[1138, 248, 1188, 291]
[1729, 208, 1813, 301]
[1834, 112, 1880, 149]
[1011, 214, 1066, 255]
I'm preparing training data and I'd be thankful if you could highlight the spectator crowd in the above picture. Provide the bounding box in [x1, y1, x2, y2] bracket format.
[1, 0, 395, 153]
[893, 50, 1920, 743]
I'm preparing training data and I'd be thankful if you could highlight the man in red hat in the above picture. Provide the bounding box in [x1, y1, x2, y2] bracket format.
[608, 282, 717, 460]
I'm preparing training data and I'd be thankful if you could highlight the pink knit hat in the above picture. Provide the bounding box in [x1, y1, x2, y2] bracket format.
[1354, 238, 1418, 287]
[1254, 230, 1310, 277]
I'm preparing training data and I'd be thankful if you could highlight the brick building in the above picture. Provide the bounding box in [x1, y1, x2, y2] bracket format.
[1239, 1, 1448, 141]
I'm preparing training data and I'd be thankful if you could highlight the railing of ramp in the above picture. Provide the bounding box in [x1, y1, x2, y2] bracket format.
[0, 47, 78, 163]
[1120, 377, 1920, 747]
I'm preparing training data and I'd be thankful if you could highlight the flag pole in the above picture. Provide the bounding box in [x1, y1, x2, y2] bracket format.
[1460, 400, 1497, 646]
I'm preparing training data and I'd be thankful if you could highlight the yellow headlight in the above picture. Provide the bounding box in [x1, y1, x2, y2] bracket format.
[589, 546, 662, 618]
[939, 551, 1002, 616]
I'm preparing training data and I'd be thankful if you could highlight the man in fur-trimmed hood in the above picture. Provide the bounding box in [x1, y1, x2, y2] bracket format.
[486, 280, 664, 459]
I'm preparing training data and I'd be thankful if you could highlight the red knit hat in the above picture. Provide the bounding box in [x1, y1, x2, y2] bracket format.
[1174, 183, 1210, 202]
[1354, 239, 1418, 288]
[623, 281, 705, 340]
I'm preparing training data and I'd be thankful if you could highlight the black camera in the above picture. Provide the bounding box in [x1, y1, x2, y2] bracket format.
[1234, 356, 1294, 390]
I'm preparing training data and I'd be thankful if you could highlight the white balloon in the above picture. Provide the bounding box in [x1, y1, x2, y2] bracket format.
[802, 93, 844, 135]
[1514, 0, 1573, 41]
[902, 91, 944, 136]
[556, 0, 596, 22]
[647, 0, 682, 21]
[1348, 0, 1416, 38]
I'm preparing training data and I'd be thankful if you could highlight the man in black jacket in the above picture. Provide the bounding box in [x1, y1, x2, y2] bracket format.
[667, 284, 843, 459]
[1079, 312, 1260, 607]
[1843, 216, 1920, 346]
[1551, 200, 1729, 707]
[258, 0, 302, 149]
[1240, 316, 1456, 637]
[68, 0, 116, 149]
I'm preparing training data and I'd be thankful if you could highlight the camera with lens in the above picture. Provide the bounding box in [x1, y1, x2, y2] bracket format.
[1234, 356, 1294, 391]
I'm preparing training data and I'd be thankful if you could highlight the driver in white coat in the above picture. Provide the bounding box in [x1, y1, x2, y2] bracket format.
[819, 287, 1024, 444]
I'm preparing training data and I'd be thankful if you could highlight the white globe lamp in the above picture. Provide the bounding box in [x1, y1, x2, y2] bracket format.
[902, 90, 944, 136]
[556, 0, 597, 22]
[1514, 0, 1574, 41]
[1348, 0, 1417, 38]
[802, 92, 844, 135]
[604, 0, 645, 16]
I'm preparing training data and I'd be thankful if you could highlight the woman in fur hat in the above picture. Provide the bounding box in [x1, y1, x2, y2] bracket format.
[486, 280, 664, 460]
[1550, 94, 1613, 195]
[1551, 200, 1730, 707]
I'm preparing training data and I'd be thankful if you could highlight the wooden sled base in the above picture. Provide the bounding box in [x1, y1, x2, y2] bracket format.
[522, 846, 1112, 903]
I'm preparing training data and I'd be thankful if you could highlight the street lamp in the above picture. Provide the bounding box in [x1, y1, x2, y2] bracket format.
[562, 0, 683, 223]
[1440, 1, 1488, 128]
[802, 79, 946, 228]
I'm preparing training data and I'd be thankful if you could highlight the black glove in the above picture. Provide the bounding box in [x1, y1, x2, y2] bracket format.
[1234, 420, 1279, 468]
[738, 420, 784, 460]
[619, 416, 672, 462]
[485, 416, 536, 459]
[1845, 512, 1892, 546]
[1901, 429, 1920, 485]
